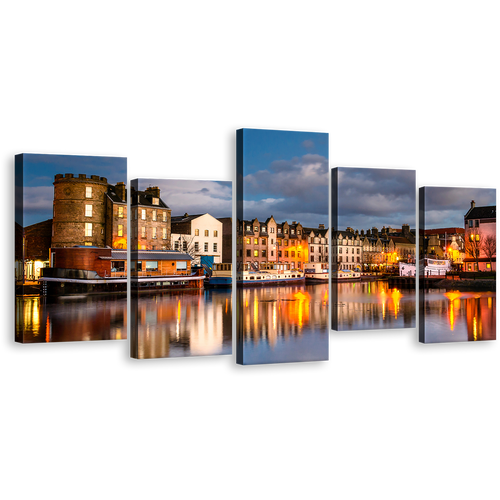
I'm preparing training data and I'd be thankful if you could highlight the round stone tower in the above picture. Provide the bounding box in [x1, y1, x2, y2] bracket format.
[52, 173, 108, 247]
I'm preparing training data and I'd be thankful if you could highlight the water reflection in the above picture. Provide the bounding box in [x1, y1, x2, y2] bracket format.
[334, 281, 416, 331]
[133, 289, 232, 359]
[423, 289, 496, 343]
[237, 284, 329, 365]
[15, 296, 127, 343]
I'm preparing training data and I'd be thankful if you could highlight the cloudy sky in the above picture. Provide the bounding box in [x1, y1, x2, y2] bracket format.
[423, 186, 496, 229]
[17, 154, 127, 227]
[240, 129, 328, 228]
[137, 178, 232, 218]
[336, 167, 416, 231]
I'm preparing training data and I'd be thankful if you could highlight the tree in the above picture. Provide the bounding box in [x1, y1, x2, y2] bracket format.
[174, 234, 198, 262]
[464, 229, 482, 272]
[483, 234, 496, 271]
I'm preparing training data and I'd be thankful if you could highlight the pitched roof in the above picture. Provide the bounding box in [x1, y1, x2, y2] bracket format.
[464, 205, 496, 220]
[171, 213, 206, 224]
[131, 191, 169, 209]
[106, 188, 126, 204]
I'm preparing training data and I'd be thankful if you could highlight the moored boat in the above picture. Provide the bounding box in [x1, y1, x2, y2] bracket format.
[332, 269, 361, 280]
[205, 263, 232, 288]
[304, 262, 329, 284]
[237, 270, 305, 286]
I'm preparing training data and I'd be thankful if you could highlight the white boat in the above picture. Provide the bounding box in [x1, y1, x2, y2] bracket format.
[333, 269, 361, 280]
[304, 263, 329, 283]
[237, 270, 305, 286]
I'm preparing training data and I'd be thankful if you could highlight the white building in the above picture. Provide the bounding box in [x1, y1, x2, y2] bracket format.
[333, 228, 363, 271]
[171, 213, 223, 265]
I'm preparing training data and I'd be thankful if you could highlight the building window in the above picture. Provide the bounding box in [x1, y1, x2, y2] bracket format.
[284, 228, 288, 234]
[85, 186, 92, 198]
[175, 241, 179, 250]
[195, 229, 199, 236]
[118, 225, 123, 237]
[261, 239, 266, 245]
[183, 241, 187, 252]
[204, 230, 209, 237]
[145, 261, 158, 271]
[246, 249, 251, 257]
[284, 240, 288, 246]
[311, 246, 314, 252]
[194, 242, 199, 251]
[262, 250, 266, 257]
[213, 243, 218, 252]
[204, 242, 208, 252]
[285, 251, 289, 257]
[85, 204, 92, 217]
[291, 251, 295, 257]
[141, 209, 146, 220]
[271, 251, 274, 257]
[246, 238, 250, 244]
[246, 225, 251, 232]
[270, 227, 275, 233]
[163, 211, 167, 222]
[475, 220, 479, 227]
[118, 206, 124, 218]
[214, 230, 218, 237]
[254, 238, 258, 245]
[162, 228, 167, 239]
[278, 251, 282, 258]
[85, 223, 92, 236]
[152, 227, 157, 239]
[141, 227, 146, 238]
[291, 229, 295, 235]
[254, 250, 258, 257]
[152, 210, 157, 221]
[152, 197, 159, 205]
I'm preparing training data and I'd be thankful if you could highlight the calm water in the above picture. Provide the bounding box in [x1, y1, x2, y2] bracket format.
[422, 289, 496, 343]
[16, 284, 330, 364]
[237, 283, 329, 365]
[334, 280, 416, 331]
[133, 289, 232, 359]
[16, 295, 127, 343]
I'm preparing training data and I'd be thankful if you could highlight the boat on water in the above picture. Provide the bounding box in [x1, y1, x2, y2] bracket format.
[304, 262, 329, 284]
[205, 263, 232, 288]
[332, 269, 361, 280]
[237, 270, 305, 286]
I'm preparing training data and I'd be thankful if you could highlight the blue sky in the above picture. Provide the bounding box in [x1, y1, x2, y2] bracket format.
[17, 154, 127, 227]
[240, 129, 329, 228]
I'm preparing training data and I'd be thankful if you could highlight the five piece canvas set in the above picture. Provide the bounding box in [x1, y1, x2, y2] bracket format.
[15, 130, 497, 364]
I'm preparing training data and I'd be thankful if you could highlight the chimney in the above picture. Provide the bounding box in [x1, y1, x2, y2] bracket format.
[115, 182, 126, 201]
[471, 200, 475, 209]
[184, 213, 189, 217]
[372, 227, 378, 236]
[145, 186, 161, 198]
[346, 227, 354, 233]
[360, 229, 365, 236]
[318, 224, 325, 230]
[402, 224, 410, 236]
[292, 221, 297, 225]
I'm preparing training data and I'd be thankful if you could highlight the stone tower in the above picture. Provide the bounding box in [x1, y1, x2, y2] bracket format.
[52, 173, 108, 247]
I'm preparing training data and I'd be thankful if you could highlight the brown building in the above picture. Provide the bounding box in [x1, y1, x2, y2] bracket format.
[53, 174, 103, 247]
[216, 217, 233, 263]
[237, 217, 309, 271]
[303, 224, 329, 263]
[51, 173, 127, 249]
[130, 185, 171, 251]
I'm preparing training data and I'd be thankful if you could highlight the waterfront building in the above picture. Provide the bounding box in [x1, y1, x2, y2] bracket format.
[130, 186, 171, 251]
[361, 225, 415, 271]
[51, 174, 170, 250]
[463, 200, 496, 271]
[422, 227, 465, 267]
[303, 224, 329, 264]
[171, 213, 223, 265]
[216, 217, 233, 263]
[236, 216, 310, 271]
[333, 228, 363, 271]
